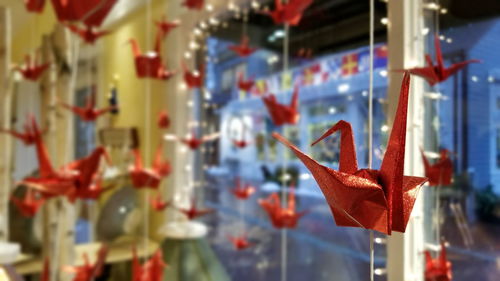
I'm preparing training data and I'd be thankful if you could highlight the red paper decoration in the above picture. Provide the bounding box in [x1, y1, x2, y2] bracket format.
[231, 178, 256, 200]
[132, 248, 167, 281]
[424, 242, 452, 281]
[66, 24, 110, 44]
[237, 73, 255, 92]
[405, 35, 480, 86]
[129, 30, 175, 80]
[182, 62, 205, 89]
[50, 0, 117, 27]
[177, 199, 214, 220]
[129, 144, 171, 189]
[11, 188, 45, 217]
[421, 148, 453, 186]
[228, 235, 253, 251]
[0, 114, 44, 146]
[229, 35, 256, 57]
[274, 73, 427, 234]
[24, 0, 46, 13]
[63, 245, 108, 281]
[259, 187, 307, 229]
[262, 87, 300, 126]
[59, 87, 117, 122]
[14, 54, 50, 81]
[265, 0, 314, 26]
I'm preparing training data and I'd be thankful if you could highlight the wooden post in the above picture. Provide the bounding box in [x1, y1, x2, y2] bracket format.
[0, 6, 13, 242]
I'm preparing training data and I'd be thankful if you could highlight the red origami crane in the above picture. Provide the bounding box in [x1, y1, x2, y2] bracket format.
[0, 114, 45, 146]
[132, 248, 167, 281]
[177, 199, 214, 220]
[232, 138, 251, 149]
[64, 245, 108, 281]
[21, 118, 76, 198]
[228, 235, 253, 251]
[72, 178, 111, 201]
[404, 35, 480, 86]
[157, 110, 170, 129]
[182, 62, 205, 89]
[165, 131, 219, 150]
[150, 194, 170, 211]
[14, 54, 50, 81]
[265, 0, 313, 26]
[24, 0, 46, 13]
[66, 24, 110, 44]
[65, 146, 110, 194]
[11, 188, 45, 217]
[59, 88, 117, 122]
[50, 0, 117, 27]
[424, 242, 452, 281]
[156, 16, 180, 37]
[273, 72, 428, 234]
[129, 30, 175, 80]
[182, 0, 204, 10]
[237, 73, 255, 92]
[262, 87, 300, 126]
[259, 186, 307, 229]
[229, 36, 256, 57]
[232, 178, 256, 200]
[421, 148, 453, 186]
[129, 144, 170, 189]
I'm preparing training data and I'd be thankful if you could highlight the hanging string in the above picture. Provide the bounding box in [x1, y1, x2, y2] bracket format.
[433, 0, 442, 249]
[143, 0, 153, 259]
[368, 0, 375, 280]
[280, 19, 290, 281]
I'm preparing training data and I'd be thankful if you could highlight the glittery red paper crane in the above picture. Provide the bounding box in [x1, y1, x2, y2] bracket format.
[129, 144, 170, 189]
[262, 86, 300, 126]
[157, 110, 170, 129]
[129, 30, 175, 80]
[182, 0, 204, 11]
[14, 54, 50, 81]
[165, 131, 219, 150]
[237, 73, 255, 92]
[59, 88, 117, 122]
[265, 0, 313, 26]
[424, 242, 452, 281]
[11, 188, 45, 217]
[0, 114, 45, 146]
[20, 118, 76, 198]
[24, 0, 46, 13]
[132, 248, 167, 281]
[66, 24, 110, 44]
[64, 245, 108, 281]
[156, 16, 180, 37]
[182, 62, 205, 89]
[178, 199, 214, 220]
[228, 235, 253, 251]
[421, 148, 453, 186]
[273, 72, 427, 234]
[229, 36, 256, 57]
[50, 0, 117, 27]
[62, 146, 110, 202]
[232, 178, 256, 200]
[259, 186, 307, 229]
[404, 35, 480, 86]
[150, 194, 170, 211]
